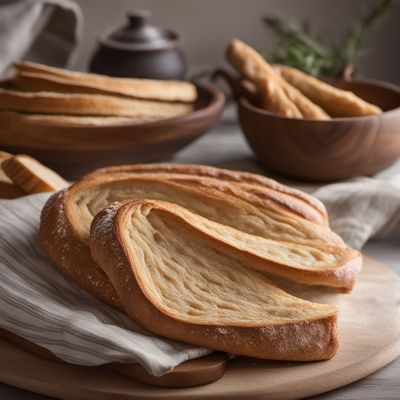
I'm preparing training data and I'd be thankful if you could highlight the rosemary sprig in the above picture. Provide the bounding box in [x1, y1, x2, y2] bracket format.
[263, 0, 399, 77]
[342, 0, 400, 64]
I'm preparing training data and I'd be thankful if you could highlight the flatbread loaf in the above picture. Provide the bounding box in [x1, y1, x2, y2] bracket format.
[39, 164, 360, 310]
[13, 62, 197, 103]
[0, 89, 193, 119]
[90, 199, 339, 361]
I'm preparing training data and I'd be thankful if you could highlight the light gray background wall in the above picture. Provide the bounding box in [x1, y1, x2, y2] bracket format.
[74, 0, 400, 83]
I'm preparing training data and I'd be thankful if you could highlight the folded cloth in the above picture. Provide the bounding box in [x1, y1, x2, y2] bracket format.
[0, 0, 82, 75]
[314, 177, 400, 250]
[0, 194, 211, 376]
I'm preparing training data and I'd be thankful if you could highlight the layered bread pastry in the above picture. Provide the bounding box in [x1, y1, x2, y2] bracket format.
[90, 199, 339, 361]
[0, 62, 197, 126]
[38, 164, 362, 361]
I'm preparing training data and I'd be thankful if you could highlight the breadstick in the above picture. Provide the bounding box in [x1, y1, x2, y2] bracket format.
[0, 181, 26, 199]
[276, 65, 382, 117]
[0, 151, 13, 184]
[277, 76, 331, 119]
[2, 154, 68, 193]
[13, 62, 197, 103]
[258, 78, 300, 118]
[227, 39, 302, 118]
[0, 152, 27, 199]
[227, 39, 330, 120]
[0, 89, 193, 118]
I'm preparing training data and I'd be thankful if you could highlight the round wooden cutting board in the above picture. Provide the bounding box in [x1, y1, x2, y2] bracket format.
[0, 257, 399, 400]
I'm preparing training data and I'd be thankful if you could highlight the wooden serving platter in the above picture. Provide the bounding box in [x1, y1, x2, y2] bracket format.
[0, 257, 399, 399]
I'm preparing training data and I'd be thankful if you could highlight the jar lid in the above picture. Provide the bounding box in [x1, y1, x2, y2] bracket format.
[100, 10, 179, 51]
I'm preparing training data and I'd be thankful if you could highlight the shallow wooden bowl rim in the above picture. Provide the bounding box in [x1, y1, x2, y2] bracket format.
[0, 82, 225, 129]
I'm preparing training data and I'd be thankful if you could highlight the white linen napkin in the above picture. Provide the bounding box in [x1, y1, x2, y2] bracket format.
[314, 176, 400, 250]
[0, 0, 82, 75]
[0, 194, 211, 376]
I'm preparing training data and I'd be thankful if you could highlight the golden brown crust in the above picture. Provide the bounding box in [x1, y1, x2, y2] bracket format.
[226, 39, 330, 120]
[0, 150, 12, 159]
[13, 63, 197, 103]
[257, 77, 302, 118]
[275, 65, 382, 117]
[0, 89, 193, 119]
[226, 39, 302, 118]
[38, 189, 122, 308]
[89, 201, 339, 361]
[85, 163, 329, 226]
[165, 203, 360, 290]
[39, 163, 354, 310]
[2, 154, 68, 193]
[0, 150, 13, 183]
[0, 112, 157, 126]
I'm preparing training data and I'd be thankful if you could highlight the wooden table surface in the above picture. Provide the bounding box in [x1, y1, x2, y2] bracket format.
[1, 106, 399, 399]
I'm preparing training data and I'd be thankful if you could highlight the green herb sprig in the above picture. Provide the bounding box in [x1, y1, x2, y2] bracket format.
[263, 0, 400, 77]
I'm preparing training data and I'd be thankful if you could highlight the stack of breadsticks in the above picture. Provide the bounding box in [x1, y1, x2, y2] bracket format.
[226, 39, 382, 119]
[0, 62, 197, 126]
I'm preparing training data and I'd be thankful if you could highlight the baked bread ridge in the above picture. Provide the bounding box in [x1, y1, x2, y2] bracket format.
[38, 189, 122, 309]
[2, 154, 68, 193]
[0, 151, 13, 183]
[65, 175, 361, 290]
[0, 151, 27, 199]
[0, 89, 193, 119]
[65, 174, 342, 248]
[39, 171, 347, 308]
[275, 65, 382, 117]
[139, 200, 361, 290]
[85, 163, 329, 226]
[90, 200, 339, 361]
[13, 62, 197, 103]
[0, 111, 157, 127]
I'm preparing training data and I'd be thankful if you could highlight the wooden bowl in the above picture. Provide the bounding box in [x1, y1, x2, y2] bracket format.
[0, 83, 224, 180]
[219, 69, 400, 181]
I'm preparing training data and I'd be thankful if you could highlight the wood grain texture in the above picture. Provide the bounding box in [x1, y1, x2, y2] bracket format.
[0, 329, 228, 388]
[0, 257, 398, 399]
[220, 69, 400, 181]
[0, 106, 399, 399]
[0, 84, 225, 180]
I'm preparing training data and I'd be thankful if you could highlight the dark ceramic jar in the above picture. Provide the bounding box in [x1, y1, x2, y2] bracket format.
[89, 10, 187, 80]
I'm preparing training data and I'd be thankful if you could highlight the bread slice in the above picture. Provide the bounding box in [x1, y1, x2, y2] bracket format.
[13, 62, 197, 103]
[0, 89, 193, 119]
[39, 168, 358, 309]
[0, 151, 27, 198]
[90, 199, 339, 361]
[275, 65, 382, 117]
[66, 176, 342, 248]
[85, 163, 329, 226]
[2, 154, 68, 193]
[0, 150, 12, 183]
[0, 112, 157, 127]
